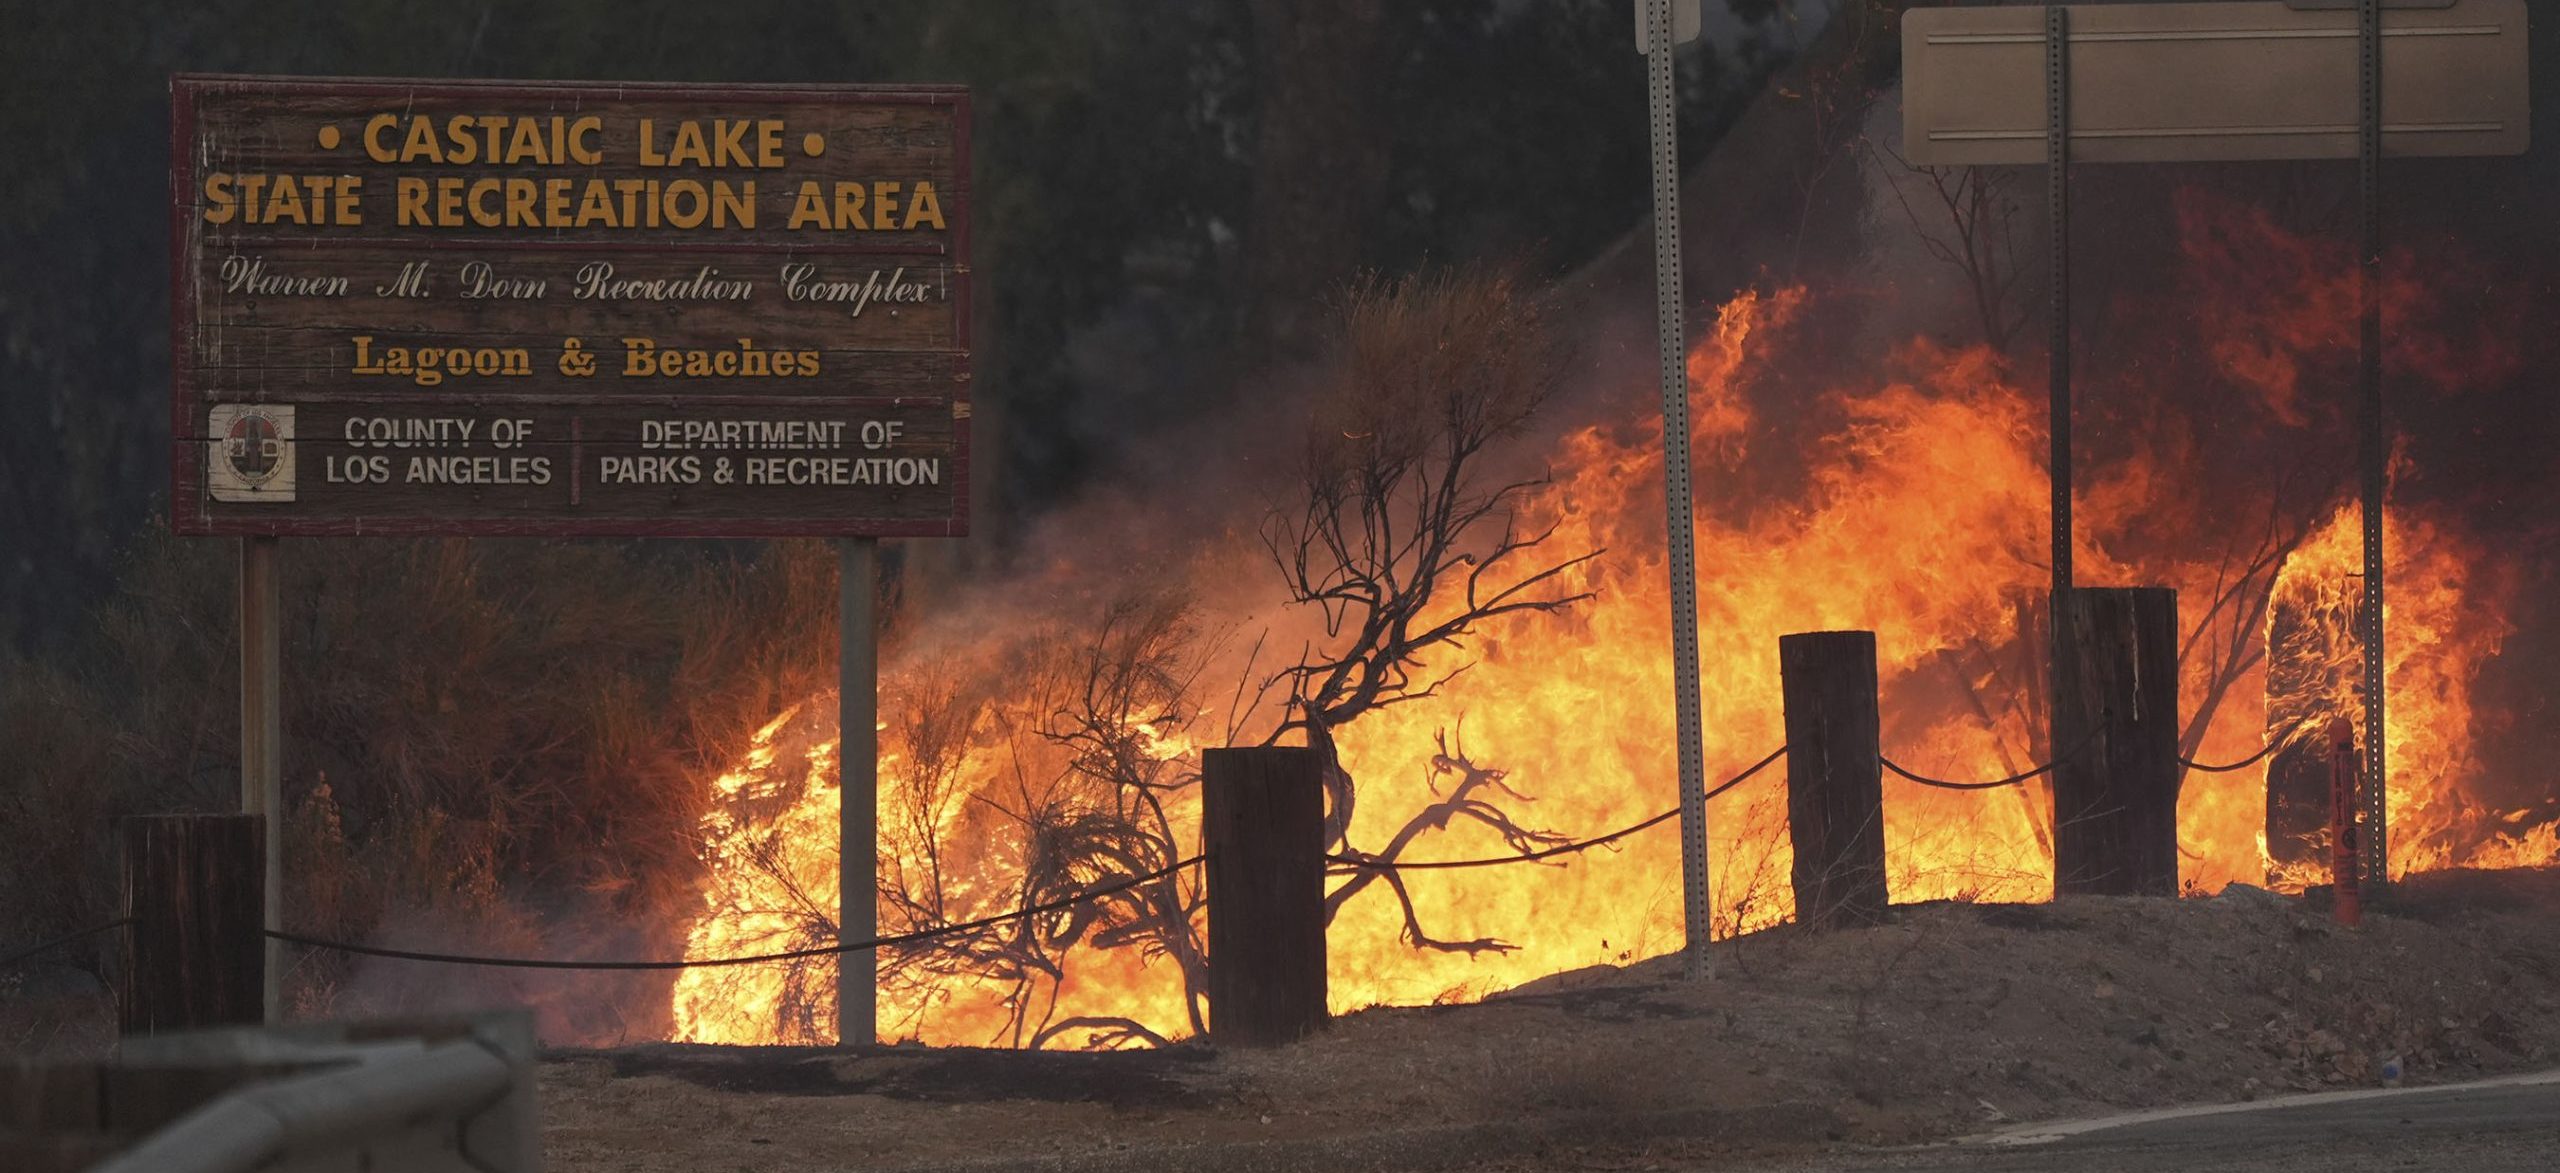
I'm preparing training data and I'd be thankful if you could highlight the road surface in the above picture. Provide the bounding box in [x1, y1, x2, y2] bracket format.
[1735, 1071, 2560, 1172]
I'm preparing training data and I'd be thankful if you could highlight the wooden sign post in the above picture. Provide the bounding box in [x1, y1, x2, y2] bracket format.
[238, 538, 281, 1023]
[838, 536, 880, 1044]
[1904, 1, 2528, 892]
[170, 77, 972, 1039]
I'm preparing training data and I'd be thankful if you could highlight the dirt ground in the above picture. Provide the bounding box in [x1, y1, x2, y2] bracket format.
[536, 867, 2560, 1172]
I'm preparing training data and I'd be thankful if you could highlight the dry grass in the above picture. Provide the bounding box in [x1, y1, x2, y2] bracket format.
[0, 529, 846, 1044]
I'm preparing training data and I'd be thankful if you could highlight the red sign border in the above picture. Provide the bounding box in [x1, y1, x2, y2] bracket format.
[168, 74, 972, 539]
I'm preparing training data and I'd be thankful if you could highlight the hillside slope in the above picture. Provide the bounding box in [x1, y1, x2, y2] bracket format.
[542, 867, 2560, 1171]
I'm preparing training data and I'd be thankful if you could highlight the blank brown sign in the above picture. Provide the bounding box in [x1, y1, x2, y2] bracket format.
[1902, 0, 2528, 167]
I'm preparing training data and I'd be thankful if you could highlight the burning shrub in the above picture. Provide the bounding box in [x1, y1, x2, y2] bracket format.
[673, 263, 1610, 1045]
[671, 588, 1223, 1048]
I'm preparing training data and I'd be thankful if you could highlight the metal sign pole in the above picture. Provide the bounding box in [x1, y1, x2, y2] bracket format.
[2357, 0, 2390, 892]
[2046, 6, 2073, 608]
[838, 536, 880, 1045]
[2043, 7, 2076, 787]
[238, 536, 282, 1023]
[1641, 0, 1713, 979]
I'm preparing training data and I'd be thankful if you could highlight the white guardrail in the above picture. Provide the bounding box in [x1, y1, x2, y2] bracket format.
[4, 1012, 540, 1173]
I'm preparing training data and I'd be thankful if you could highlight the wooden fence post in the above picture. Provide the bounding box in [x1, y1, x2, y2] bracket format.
[1781, 631, 1889, 928]
[1202, 746, 1326, 1047]
[119, 814, 265, 1035]
[2052, 588, 2181, 897]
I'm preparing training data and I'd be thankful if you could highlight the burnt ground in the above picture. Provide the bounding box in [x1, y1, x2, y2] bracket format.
[582, 1041, 1222, 1109]
[10, 868, 2551, 1170]
[535, 866, 2560, 1173]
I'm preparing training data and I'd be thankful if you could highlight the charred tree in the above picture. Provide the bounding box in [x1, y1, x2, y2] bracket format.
[2052, 588, 2181, 897]
[869, 591, 1220, 1049]
[1780, 631, 1889, 928]
[1869, 152, 2035, 355]
[1260, 265, 1596, 953]
[1028, 594, 1219, 1041]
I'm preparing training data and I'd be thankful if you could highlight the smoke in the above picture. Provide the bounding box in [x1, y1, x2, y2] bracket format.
[309, 895, 683, 1047]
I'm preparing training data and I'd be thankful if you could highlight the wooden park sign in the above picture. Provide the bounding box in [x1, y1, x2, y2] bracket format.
[169, 75, 967, 1040]
[170, 76, 970, 537]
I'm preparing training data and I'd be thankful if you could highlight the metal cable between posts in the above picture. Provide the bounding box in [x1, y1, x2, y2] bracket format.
[268, 856, 1204, 972]
[40, 723, 2303, 975]
[2178, 720, 2309, 774]
[0, 917, 134, 970]
[1325, 744, 1787, 875]
[1879, 726, 2099, 792]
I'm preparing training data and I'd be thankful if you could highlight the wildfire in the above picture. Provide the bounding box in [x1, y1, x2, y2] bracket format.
[669, 201, 2554, 1048]
[2263, 507, 2531, 879]
[670, 704, 844, 1045]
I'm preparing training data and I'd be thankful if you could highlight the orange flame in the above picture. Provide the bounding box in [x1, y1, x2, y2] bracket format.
[671, 200, 2550, 1047]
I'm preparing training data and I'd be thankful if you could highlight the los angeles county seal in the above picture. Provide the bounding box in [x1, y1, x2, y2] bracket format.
[207, 405, 297, 502]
